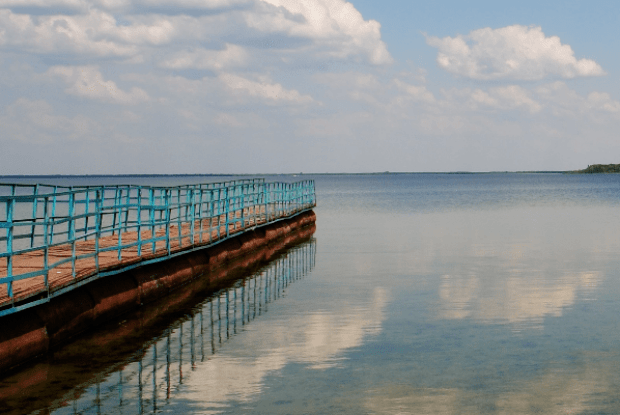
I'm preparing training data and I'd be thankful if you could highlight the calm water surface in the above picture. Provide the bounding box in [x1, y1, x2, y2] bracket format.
[2, 173, 620, 414]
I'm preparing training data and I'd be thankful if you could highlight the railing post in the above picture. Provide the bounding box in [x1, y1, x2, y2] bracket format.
[190, 189, 195, 246]
[284, 183, 288, 216]
[216, 189, 221, 241]
[254, 183, 259, 225]
[303, 181, 307, 208]
[273, 183, 277, 219]
[232, 186, 237, 232]
[112, 188, 119, 236]
[209, 190, 214, 243]
[263, 182, 269, 224]
[150, 188, 156, 255]
[124, 186, 131, 234]
[137, 188, 142, 257]
[165, 190, 171, 256]
[185, 186, 190, 222]
[279, 182, 283, 218]
[250, 183, 255, 226]
[197, 187, 204, 244]
[95, 190, 102, 274]
[288, 183, 292, 214]
[241, 184, 245, 230]
[68, 192, 76, 280]
[30, 184, 39, 248]
[159, 189, 165, 230]
[6, 198, 14, 300]
[50, 186, 57, 245]
[43, 196, 50, 296]
[177, 188, 182, 248]
[225, 186, 230, 238]
[117, 188, 123, 262]
[286, 183, 290, 216]
[84, 188, 90, 239]
[280, 182, 284, 218]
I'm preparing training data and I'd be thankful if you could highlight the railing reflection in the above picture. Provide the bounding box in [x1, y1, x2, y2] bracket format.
[52, 239, 315, 415]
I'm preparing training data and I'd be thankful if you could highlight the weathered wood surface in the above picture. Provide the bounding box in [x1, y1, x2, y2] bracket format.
[0, 205, 304, 307]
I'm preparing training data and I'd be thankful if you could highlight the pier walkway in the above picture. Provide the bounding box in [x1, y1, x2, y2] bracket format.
[0, 179, 316, 317]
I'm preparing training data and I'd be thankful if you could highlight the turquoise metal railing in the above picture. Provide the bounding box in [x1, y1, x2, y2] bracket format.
[0, 179, 316, 317]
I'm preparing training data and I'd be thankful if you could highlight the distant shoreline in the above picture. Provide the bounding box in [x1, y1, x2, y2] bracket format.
[570, 164, 620, 174]
[0, 171, 578, 178]
[0, 166, 617, 177]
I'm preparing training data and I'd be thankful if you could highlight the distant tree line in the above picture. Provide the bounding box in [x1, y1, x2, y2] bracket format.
[577, 164, 620, 173]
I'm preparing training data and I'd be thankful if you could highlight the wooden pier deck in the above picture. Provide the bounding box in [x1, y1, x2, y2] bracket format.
[0, 206, 283, 307]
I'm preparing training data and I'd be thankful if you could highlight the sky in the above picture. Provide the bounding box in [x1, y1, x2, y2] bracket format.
[0, 0, 619, 174]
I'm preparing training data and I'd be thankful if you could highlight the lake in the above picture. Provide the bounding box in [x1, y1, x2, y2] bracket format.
[2, 172, 620, 414]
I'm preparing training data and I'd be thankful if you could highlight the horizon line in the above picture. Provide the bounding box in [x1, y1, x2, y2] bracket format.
[0, 170, 581, 177]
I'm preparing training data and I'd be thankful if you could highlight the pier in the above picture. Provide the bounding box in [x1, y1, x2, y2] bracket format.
[0, 178, 316, 372]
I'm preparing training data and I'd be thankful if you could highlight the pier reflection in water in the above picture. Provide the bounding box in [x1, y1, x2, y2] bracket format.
[4, 239, 315, 415]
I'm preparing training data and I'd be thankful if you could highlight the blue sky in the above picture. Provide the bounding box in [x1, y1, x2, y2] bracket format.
[1, 0, 618, 174]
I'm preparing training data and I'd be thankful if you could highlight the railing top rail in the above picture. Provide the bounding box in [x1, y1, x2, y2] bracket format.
[0, 179, 263, 188]
[0, 178, 276, 202]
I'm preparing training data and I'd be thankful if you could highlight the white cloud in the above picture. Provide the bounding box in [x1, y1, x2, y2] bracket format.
[308, 70, 617, 140]
[535, 81, 620, 119]
[213, 111, 243, 127]
[246, 0, 392, 65]
[491, 85, 542, 112]
[48, 65, 150, 105]
[219, 73, 314, 104]
[462, 85, 542, 113]
[426, 25, 605, 80]
[0, 0, 87, 9]
[0, 0, 390, 67]
[0, 9, 175, 56]
[139, 0, 251, 8]
[393, 79, 436, 104]
[0, 98, 97, 142]
[0, 0, 252, 13]
[586, 91, 620, 114]
[390, 79, 541, 115]
[313, 72, 389, 108]
[110, 15, 175, 45]
[314, 71, 382, 92]
[161, 43, 248, 70]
